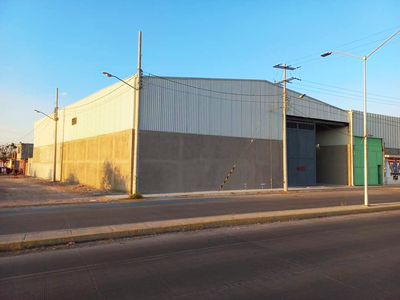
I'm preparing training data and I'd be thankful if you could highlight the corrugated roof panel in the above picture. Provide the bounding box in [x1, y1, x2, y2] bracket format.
[198, 79, 211, 135]
[209, 80, 222, 136]
[185, 79, 199, 135]
[220, 80, 233, 137]
[140, 77, 397, 148]
[231, 81, 243, 138]
[352, 110, 400, 149]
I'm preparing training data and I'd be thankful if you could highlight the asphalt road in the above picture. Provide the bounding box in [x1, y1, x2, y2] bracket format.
[1, 188, 400, 235]
[2, 210, 400, 299]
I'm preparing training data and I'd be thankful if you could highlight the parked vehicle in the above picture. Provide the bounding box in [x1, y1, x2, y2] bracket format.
[0, 167, 12, 174]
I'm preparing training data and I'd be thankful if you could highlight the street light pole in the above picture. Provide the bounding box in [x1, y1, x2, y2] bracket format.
[53, 88, 59, 182]
[103, 31, 142, 195]
[321, 29, 400, 206]
[283, 65, 287, 191]
[363, 56, 367, 205]
[133, 31, 142, 195]
[35, 88, 59, 183]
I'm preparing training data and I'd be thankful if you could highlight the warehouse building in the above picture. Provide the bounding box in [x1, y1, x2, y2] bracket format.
[30, 75, 400, 193]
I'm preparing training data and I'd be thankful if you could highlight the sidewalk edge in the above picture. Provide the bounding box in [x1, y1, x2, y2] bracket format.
[2, 204, 400, 252]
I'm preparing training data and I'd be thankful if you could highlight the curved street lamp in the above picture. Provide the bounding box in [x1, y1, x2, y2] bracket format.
[34, 110, 57, 121]
[34, 88, 59, 182]
[102, 72, 138, 90]
[102, 31, 142, 195]
[321, 29, 400, 206]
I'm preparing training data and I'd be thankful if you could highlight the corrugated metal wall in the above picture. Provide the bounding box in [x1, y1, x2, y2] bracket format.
[140, 76, 349, 141]
[34, 76, 136, 147]
[140, 76, 283, 140]
[286, 90, 348, 123]
[352, 111, 400, 149]
[33, 75, 398, 149]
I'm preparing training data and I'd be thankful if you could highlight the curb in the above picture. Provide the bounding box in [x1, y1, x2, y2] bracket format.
[108, 186, 400, 202]
[2, 203, 400, 252]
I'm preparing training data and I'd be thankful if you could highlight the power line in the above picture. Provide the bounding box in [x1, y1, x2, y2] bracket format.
[145, 81, 282, 104]
[293, 35, 400, 66]
[33, 120, 54, 144]
[64, 76, 135, 111]
[300, 79, 400, 101]
[63, 88, 133, 116]
[285, 95, 400, 128]
[146, 71, 400, 107]
[291, 82, 400, 105]
[11, 116, 51, 144]
[290, 85, 400, 107]
[287, 25, 400, 64]
[289, 105, 400, 141]
[289, 101, 400, 128]
[301, 38, 400, 68]
[145, 74, 400, 122]
[143, 71, 284, 97]
[289, 106, 352, 137]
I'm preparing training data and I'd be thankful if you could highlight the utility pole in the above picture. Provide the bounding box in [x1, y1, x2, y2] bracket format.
[273, 64, 300, 191]
[132, 31, 142, 195]
[320, 29, 400, 206]
[53, 88, 59, 182]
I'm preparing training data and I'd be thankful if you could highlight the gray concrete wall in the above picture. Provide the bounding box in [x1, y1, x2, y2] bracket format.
[139, 130, 282, 193]
[316, 145, 348, 185]
[31, 129, 133, 192]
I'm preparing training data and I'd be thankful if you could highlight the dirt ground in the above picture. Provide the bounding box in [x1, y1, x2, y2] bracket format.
[0, 175, 125, 208]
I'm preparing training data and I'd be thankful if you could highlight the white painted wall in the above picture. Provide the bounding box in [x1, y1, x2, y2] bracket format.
[34, 75, 136, 147]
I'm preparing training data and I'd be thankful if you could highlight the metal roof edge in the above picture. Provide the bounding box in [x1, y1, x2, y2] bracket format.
[143, 75, 273, 84]
[145, 75, 348, 113]
[62, 74, 137, 110]
[352, 110, 400, 120]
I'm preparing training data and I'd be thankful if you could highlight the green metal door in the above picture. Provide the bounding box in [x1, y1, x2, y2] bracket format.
[354, 137, 383, 185]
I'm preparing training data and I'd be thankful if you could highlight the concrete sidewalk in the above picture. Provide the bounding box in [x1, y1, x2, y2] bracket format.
[1, 175, 398, 208]
[112, 185, 398, 201]
[0, 176, 115, 208]
[1, 176, 399, 251]
[2, 201, 400, 251]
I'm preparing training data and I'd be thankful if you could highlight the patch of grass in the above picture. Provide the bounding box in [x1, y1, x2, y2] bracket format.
[129, 193, 143, 199]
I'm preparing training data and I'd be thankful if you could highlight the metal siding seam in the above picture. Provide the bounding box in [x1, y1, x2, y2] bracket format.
[210, 80, 221, 136]
[220, 80, 231, 137]
[207, 79, 212, 135]
[233, 81, 242, 138]
[243, 81, 252, 138]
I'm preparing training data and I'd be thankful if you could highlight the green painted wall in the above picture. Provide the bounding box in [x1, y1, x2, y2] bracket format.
[354, 137, 383, 185]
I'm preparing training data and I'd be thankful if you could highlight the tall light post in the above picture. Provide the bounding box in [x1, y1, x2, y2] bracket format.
[273, 63, 300, 191]
[321, 29, 400, 206]
[35, 87, 59, 182]
[103, 31, 142, 195]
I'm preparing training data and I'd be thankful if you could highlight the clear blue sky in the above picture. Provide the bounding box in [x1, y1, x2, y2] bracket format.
[1, 0, 399, 144]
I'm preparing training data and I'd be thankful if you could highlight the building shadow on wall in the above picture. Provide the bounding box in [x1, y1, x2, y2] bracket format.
[101, 161, 128, 192]
[65, 173, 79, 184]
